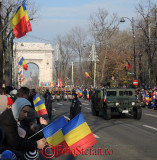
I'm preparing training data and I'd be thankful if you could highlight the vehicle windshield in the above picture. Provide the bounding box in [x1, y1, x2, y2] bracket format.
[119, 91, 133, 96]
[107, 91, 117, 96]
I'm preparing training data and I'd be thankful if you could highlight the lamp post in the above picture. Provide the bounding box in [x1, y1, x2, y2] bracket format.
[120, 17, 136, 80]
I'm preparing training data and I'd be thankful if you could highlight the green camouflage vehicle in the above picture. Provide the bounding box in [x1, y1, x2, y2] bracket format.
[91, 88, 143, 120]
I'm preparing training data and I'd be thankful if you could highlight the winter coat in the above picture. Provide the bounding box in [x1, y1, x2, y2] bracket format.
[0, 109, 39, 151]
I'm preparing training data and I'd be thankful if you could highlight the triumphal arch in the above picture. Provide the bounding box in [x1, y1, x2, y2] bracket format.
[12, 42, 54, 88]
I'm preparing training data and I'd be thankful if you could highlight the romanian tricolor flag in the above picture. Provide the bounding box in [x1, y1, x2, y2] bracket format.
[87, 90, 89, 99]
[85, 72, 89, 78]
[18, 70, 23, 78]
[104, 92, 107, 102]
[62, 113, 97, 157]
[9, 0, 32, 38]
[76, 89, 83, 98]
[126, 60, 131, 70]
[19, 77, 24, 83]
[33, 94, 48, 116]
[18, 57, 28, 70]
[43, 116, 68, 158]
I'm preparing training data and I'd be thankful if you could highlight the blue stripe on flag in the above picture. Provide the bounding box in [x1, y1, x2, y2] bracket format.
[34, 99, 44, 107]
[33, 94, 39, 101]
[62, 113, 85, 135]
[43, 116, 67, 138]
[18, 57, 24, 66]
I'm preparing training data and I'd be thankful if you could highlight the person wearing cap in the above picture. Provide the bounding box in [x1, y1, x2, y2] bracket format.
[69, 93, 82, 120]
[0, 98, 47, 159]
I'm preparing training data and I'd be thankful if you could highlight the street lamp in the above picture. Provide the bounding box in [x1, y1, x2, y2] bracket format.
[120, 17, 136, 79]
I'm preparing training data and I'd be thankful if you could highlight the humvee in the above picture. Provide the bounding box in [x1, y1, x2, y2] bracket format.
[91, 88, 143, 120]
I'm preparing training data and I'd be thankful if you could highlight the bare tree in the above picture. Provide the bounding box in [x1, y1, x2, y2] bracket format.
[89, 8, 120, 83]
[136, 0, 157, 88]
[66, 26, 87, 85]
[53, 34, 74, 85]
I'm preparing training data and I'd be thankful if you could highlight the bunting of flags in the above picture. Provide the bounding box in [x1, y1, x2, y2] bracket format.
[126, 60, 131, 70]
[33, 94, 48, 116]
[85, 72, 89, 78]
[62, 113, 97, 156]
[43, 116, 68, 158]
[18, 57, 28, 70]
[9, 0, 32, 38]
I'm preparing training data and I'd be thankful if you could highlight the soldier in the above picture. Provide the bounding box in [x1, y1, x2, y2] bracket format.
[69, 93, 82, 120]
[109, 75, 118, 88]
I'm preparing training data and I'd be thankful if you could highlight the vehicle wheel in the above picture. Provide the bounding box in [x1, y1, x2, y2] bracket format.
[104, 107, 111, 120]
[91, 103, 99, 116]
[134, 107, 142, 120]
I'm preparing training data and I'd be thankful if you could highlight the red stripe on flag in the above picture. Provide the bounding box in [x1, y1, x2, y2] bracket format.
[37, 109, 48, 116]
[51, 140, 69, 158]
[13, 16, 32, 38]
[69, 132, 97, 156]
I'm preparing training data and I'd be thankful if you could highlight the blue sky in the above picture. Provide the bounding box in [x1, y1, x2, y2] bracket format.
[15, 0, 155, 43]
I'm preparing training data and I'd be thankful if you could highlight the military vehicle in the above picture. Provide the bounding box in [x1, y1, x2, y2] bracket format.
[91, 88, 143, 120]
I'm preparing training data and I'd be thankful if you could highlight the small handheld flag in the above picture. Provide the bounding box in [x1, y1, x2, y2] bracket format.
[18, 57, 28, 70]
[62, 113, 97, 156]
[9, 0, 32, 38]
[33, 94, 48, 116]
[43, 116, 68, 158]
[87, 90, 89, 99]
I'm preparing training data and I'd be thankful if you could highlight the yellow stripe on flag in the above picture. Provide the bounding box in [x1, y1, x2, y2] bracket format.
[35, 104, 46, 112]
[10, 6, 25, 28]
[64, 122, 91, 146]
[46, 130, 64, 146]
[33, 97, 41, 105]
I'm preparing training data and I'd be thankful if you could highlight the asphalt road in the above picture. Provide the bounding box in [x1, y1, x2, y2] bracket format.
[41, 99, 157, 160]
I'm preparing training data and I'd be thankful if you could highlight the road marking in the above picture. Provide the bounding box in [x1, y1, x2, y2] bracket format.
[64, 115, 70, 121]
[82, 103, 89, 106]
[145, 114, 157, 118]
[94, 134, 100, 138]
[57, 103, 63, 105]
[52, 108, 56, 111]
[85, 107, 91, 110]
[143, 125, 157, 131]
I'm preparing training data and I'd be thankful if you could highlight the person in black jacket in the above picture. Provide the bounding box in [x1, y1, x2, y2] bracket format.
[0, 98, 47, 159]
[69, 93, 82, 120]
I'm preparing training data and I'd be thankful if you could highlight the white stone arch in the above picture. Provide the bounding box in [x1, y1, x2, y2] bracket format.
[13, 42, 54, 88]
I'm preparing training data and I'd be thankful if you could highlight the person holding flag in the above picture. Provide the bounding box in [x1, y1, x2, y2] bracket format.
[0, 98, 47, 159]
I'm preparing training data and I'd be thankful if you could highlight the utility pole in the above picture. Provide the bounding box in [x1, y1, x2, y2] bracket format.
[55, 44, 62, 86]
[72, 62, 74, 87]
[88, 44, 99, 88]
[0, 1, 3, 87]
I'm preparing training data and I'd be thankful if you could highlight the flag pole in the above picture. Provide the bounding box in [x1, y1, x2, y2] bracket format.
[28, 129, 43, 139]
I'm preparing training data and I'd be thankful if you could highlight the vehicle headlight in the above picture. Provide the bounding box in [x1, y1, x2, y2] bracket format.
[115, 102, 119, 106]
[132, 102, 135, 106]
